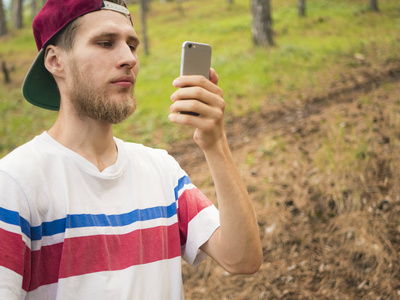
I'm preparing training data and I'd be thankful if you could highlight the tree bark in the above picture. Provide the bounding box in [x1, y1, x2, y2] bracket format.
[139, 0, 150, 56]
[298, 0, 306, 17]
[12, 0, 23, 29]
[31, 0, 37, 19]
[369, 0, 378, 11]
[2, 61, 11, 84]
[252, 0, 274, 47]
[0, 0, 7, 36]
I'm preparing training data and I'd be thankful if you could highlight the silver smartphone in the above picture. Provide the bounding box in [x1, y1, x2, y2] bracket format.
[179, 41, 212, 115]
[180, 41, 212, 79]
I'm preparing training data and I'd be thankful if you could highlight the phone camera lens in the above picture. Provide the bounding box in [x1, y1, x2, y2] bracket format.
[188, 43, 193, 49]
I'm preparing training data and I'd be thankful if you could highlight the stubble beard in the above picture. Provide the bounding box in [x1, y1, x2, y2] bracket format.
[68, 62, 137, 124]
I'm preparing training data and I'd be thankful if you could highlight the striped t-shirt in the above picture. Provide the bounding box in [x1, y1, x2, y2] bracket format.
[0, 132, 220, 300]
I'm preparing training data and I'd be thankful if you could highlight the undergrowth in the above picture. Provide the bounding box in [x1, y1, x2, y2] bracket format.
[0, 0, 399, 155]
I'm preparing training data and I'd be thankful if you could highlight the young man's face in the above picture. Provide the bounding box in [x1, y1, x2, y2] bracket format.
[64, 9, 140, 124]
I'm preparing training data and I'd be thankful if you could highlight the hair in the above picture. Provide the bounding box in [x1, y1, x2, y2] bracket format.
[50, 0, 128, 51]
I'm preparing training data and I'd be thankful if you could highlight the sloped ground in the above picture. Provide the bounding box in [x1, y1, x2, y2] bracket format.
[172, 62, 400, 299]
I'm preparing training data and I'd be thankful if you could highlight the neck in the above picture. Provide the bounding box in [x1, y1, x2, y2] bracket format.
[48, 106, 118, 172]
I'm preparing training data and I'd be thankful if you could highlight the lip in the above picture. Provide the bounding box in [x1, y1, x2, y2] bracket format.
[111, 75, 135, 88]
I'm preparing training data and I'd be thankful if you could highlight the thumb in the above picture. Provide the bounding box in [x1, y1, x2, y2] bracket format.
[209, 68, 219, 85]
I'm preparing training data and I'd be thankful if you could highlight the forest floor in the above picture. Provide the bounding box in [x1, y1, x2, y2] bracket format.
[170, 61, 400, 299]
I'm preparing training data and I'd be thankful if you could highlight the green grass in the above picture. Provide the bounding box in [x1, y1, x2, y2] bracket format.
[0, 0, 399, 156]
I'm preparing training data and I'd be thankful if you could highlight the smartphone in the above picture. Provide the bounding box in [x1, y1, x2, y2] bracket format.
[180, 41, 212, 79]
[178, 41, 212, 116]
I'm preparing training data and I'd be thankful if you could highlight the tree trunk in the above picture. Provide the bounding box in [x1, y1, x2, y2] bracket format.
[31, 0, 37, 19]
[139, 0, 150, 56]
[12, 0, 23, 29]
[0, 0, 7, 36]
[2, 61, 11, 84]
[177, 0, 184, 15]
[298, 0, 306, 17]
[252, 0, 274, 47]
[369, 0, 378, 11]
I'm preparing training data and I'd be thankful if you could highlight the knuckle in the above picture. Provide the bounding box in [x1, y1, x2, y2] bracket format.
[180, 113, 192, 123]
[219, 99, 226, 111]
[200, 76, 208, 84]
[193, 87, 204, 98]
[187, 101, 199, 111]
[215, 86, 223, 96]
[215, 109, 224, 121]
[204, 120, 215, 131]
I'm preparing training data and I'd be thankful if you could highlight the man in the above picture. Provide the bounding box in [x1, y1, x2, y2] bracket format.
[0, 0, 262, 299]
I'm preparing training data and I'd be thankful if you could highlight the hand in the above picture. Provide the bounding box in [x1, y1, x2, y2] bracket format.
[169, 68, 226, 151]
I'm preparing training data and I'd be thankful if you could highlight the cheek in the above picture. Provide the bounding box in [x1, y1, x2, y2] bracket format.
[134, 59, 140, 76]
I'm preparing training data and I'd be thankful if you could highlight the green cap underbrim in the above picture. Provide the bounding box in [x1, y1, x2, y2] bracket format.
[22, 48, 61, 111]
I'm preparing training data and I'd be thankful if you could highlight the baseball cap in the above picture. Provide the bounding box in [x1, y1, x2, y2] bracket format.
[22, 0, 132, 111]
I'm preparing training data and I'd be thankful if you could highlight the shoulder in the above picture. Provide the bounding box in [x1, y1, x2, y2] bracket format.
[117, 139, 179, 167]
[0, 133, 57, 182]
[118, 139, 167, 156]
[116, 139, 188, 183]
[1, 137, 39, 172]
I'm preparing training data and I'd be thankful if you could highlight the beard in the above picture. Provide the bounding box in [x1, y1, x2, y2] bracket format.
[68, 62, 137, 124]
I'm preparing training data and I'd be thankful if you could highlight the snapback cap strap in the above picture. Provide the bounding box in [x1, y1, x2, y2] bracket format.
[101, 1, 132, 22]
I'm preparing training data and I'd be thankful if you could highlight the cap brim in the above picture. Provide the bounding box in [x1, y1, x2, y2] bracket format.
[22, 49, 60, 111]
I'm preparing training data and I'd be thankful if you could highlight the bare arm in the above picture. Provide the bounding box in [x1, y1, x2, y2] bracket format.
[169, 69, 262, 274]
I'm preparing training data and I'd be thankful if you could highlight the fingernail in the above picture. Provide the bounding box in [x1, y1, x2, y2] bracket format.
[173, 79, 180, 87]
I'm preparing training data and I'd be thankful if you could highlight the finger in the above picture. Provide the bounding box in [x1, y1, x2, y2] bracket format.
[209, 68, 219, 85]
[171, 86, 207, 103]
[171, 86, 224, 108]
[168, 111, 222, 132]
[170, 99, 219, 118]
[173, 75, 222, 97]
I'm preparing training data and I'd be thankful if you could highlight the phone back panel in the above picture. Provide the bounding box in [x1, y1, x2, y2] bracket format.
[180, 42, 212, 79]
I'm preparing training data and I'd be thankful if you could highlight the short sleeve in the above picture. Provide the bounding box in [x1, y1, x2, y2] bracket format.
[0, 171, 31, 299]
[172, 168, 220, 266]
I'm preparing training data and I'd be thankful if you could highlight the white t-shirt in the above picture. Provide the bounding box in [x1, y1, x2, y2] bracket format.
[0, 132, 220, 300]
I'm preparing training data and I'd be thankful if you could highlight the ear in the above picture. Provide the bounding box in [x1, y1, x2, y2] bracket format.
[44, 45, 66, 79]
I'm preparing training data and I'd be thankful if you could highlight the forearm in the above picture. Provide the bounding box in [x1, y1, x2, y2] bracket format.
[201, 134, 262, 274]
[169, 71, 262, 273]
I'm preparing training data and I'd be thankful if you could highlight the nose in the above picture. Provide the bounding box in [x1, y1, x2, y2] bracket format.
[118, 43, 139, 70]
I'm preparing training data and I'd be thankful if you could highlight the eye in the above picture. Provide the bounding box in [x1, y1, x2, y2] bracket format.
[128, 43, 138, 52]
[97, 41, 113, 48]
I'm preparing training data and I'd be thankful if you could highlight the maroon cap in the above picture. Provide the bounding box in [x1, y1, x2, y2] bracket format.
[33, 0, 132, 51]
[22, 0, 133, 110]
[33, 0, 103, 51]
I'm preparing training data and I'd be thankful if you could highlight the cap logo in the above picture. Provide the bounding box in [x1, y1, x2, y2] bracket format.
[101, 1, 131, 20]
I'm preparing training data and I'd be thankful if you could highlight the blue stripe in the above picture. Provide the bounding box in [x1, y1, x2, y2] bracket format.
[67, 202, 177, 229]
[0, 207, 31, 239]
[1, 202, 177, 241]
[174, 175, 192, 201]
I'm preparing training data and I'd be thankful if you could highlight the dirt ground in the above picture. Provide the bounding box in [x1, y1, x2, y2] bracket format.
[169, 62, 400, 299]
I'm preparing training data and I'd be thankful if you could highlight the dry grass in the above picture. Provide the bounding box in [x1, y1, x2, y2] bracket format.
[179, 62, 400, 299]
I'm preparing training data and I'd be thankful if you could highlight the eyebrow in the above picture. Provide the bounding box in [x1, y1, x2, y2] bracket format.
[93, 32, 140, 46]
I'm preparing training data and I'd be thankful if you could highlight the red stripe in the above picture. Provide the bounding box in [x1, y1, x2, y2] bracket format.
[0, 228, 26, 275]
[0, 228, 31, 291]
[22, 243, 32, 291]
[26, 223, 181, 291]
[177, 188, 213, 246]
[28, 243, 63, 292]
